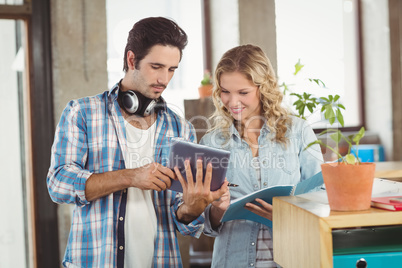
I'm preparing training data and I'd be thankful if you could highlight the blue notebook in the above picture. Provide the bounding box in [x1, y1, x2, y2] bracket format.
[221, 171, 324, 227]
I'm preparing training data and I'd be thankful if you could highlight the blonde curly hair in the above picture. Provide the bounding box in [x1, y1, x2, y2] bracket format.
[209, 44, 291, 145]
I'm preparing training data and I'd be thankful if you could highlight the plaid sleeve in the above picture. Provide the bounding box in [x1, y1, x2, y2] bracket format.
[171, 192, 205, 238]
[47, 100, 91, 207]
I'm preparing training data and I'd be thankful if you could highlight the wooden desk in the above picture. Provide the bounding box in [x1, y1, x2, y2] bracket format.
[375, 161, 402, 181]
[273, 196, 402, 268]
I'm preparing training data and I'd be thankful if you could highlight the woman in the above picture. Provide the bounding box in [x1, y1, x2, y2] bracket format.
[200, 44, 323, 267]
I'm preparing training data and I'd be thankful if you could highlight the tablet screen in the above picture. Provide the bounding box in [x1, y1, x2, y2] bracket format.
[167, 138, 230, 192]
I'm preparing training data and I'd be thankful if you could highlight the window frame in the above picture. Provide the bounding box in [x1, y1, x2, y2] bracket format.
[0, 0, 60, 267]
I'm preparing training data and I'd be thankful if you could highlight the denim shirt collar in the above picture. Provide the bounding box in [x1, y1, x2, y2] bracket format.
[228, 121, 271, 142]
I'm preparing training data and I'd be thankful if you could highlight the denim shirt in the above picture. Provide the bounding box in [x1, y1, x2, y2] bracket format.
[200, 116, 323, 268]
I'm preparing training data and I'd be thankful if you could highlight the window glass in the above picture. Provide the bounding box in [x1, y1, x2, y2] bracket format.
[275, 0, 361, 129]
[0, 0, 24, 4]
[0, 19, 30, 268]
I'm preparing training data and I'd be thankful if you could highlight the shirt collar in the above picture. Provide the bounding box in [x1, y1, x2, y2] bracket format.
[260, 123, 271, 135]
[227, 120, 272, 144]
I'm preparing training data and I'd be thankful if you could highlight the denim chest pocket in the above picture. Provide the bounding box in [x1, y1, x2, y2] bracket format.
[276, 152, 299, 175]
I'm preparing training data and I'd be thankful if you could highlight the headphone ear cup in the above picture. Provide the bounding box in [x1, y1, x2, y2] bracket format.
[143, 100, 157, 116]
[121, 91, 140, 114]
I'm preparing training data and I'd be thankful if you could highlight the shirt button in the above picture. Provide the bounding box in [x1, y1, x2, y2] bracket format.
[119, 217, 124, 221]
[250, 263, 254, 266]
[123, 189, 127, 193]
[254, 184, 258, 188]
[251, 242, 255, 246]
[263, 182, 267, 186]
[119, 246, 124, 250]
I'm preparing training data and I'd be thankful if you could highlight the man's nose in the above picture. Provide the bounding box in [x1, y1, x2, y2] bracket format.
[157, 70, 170, 85]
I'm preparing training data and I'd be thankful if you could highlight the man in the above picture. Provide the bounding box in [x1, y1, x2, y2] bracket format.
[47, 17, 227, 268]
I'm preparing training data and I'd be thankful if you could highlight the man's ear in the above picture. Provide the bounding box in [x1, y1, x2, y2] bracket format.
[127, 51, 136, 70]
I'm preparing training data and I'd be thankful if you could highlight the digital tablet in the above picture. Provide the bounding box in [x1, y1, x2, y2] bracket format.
[167, 138, 231, 193]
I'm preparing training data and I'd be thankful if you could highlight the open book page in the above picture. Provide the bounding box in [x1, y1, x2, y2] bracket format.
[221, 171, 324, 227]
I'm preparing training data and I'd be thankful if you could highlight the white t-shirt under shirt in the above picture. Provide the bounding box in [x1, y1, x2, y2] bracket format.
[124, 120, 157, 267]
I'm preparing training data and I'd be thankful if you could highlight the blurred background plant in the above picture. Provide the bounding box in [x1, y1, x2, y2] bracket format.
[281, 60, 367, 164]
[279, 59, 345, 127]
[200, 69, 212, 86]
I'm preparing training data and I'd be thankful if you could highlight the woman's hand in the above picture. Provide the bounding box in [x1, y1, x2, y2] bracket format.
[245, 198, 273, 221]
[211, 181, 231, 211]
[209, 179, 231, 229]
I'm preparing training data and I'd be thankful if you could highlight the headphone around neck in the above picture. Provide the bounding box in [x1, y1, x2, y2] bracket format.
[118, 89, 159, 117]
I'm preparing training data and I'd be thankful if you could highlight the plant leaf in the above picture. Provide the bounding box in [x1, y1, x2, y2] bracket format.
[294, 59, 304, 75]
[324, 105, 336, 124]
[336, 109, 344, 127]
[290, 92, 301, 98]
[338, 104, 346, 110]
[345, 154, 357, 165]
[353, 126, 365, 143]
[330, 132, 342, 143]
[320, 97, 329, 102]
[304, 140, 322, 150]
[333, 95, 340, 102]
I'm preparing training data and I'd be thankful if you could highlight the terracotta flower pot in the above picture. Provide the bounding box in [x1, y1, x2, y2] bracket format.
[321, 162, 376, 211]
[198, 84, 213, 98]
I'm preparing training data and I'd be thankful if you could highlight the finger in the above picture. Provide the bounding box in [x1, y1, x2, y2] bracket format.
[255, 198, 273, 211]
[157, 164, 177, 180]
[140, 179, 164, 192]
[203, 162, 212, 191]
[150, 178, 167, 191]
[184, 160, 194, 189]
[245, 202, 272, 219]
[210, 180, 229, 201]
[152, 169, 172, 188]
[195, 159, 204, 188]
[174, 166, 187, 192]
[245, 203, 268, 216]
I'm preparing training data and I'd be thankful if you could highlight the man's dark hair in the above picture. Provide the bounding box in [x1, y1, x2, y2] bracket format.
[123, 17, 188, 71]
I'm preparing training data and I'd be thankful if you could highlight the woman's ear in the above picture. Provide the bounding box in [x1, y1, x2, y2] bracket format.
[126, 51, 136, 70]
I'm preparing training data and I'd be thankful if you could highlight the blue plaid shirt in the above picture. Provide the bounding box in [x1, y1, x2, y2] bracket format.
[47, 83, 204, 268]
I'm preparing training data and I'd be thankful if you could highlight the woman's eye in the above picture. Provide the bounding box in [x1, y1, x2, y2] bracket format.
[240, 92, 248, 95]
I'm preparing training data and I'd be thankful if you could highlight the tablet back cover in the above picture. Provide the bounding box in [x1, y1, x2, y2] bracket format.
[167, 139, 230, 192]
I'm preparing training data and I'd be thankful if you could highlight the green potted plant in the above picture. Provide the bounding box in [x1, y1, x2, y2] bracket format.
[198, 69, 213, 98]
[305, 127, 375, 211]
[281, 60, 376, 211]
